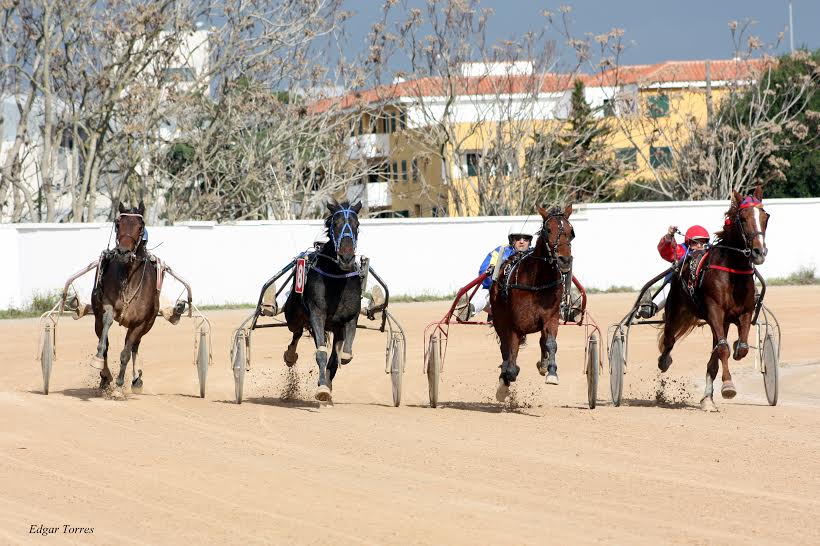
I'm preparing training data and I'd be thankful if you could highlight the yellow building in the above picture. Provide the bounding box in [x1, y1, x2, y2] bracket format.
[332, 59, 764, 217]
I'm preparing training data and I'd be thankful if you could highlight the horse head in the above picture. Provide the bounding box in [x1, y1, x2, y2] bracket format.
[536, 204, 575, 274]
[115, 201, 145, 257]
[728, 185, 769, 265]
[325, 199, 362, 271]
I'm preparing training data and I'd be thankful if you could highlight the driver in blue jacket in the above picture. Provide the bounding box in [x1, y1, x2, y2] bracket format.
[456, 229, 533, 321]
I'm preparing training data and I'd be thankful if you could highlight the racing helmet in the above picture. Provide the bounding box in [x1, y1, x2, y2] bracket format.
[684, 225, 710, 244]
[507, 217, 538, 245]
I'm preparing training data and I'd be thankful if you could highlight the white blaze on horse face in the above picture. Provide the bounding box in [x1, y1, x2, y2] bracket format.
[752, 207, 765, 248]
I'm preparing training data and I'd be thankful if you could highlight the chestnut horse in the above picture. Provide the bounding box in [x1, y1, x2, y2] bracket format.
[490, 204, 575, 402]
[92, 202, 159, 393]
[659, 186, 769, 408]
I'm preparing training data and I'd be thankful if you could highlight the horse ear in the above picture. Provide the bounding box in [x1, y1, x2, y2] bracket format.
[138, 201, 145, 216]
[326, 198, 339, 213]
[731, 190, 742, 210]
[536, 205, 548, 219]
[118, 202, 126, 214]
[351, 201, 363, 214]
[753, 184, 763, 201]
[563, 203, 573, 218]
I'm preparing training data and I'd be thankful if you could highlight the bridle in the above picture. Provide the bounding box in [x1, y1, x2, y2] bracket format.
[717, 196, 766, 258]
[324, 205, 359, 267]
[115, 212, 145, 255]
[539, 211, 573, 264]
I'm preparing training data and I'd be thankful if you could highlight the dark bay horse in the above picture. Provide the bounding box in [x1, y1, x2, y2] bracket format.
[659, 186, 769, 407]
[283, 200, 363, 403]
[92, 202, 159, 393]
[490, 204, 575, 401]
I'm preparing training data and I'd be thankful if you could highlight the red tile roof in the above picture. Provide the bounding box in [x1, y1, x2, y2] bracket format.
[310, 58, 771, 114]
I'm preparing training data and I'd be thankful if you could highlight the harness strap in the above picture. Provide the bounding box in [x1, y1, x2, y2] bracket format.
[313, 266, 360, 279]
[708, 264, 755, 275]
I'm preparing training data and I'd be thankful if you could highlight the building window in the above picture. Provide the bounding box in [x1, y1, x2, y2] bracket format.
[399, 111, 406, 130]
[616, 147, 637, 169]
[649, 146, 672, 168]
[401, 160, 408, 182]
[414, 204, 422, 217]
[391, 161, 398, 182]
[394, 210, 409, 218]
[602, 99, 615, 117]
[647, 94, 669, 118]
[464, 152, 481, 177]
[432, 206, 446, 217]
[411, 158, 419, 182]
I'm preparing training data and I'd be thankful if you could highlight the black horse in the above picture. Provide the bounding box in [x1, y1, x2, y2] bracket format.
[92, 202, 158, 393]
[283, 200, 364, 402]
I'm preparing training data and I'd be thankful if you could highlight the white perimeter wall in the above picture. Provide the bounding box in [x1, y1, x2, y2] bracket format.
[1, 198, 818, 309]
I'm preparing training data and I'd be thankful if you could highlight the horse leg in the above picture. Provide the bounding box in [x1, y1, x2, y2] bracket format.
[130, 339, 144, 393]
[308, 315, 332, 402]
[327, 331, 343, 391]
[117, 325, 147, 389]
[496, 331, 521, 402]
[339, 317, 357, 365]
[95, 305, 114, 361]
[284, 330, 302, 366]
[701, 331, 721, 411]
[543, 317, 560, 385]
[95, 308, 113, 389]
[705, 308, 734, 399]
[657, 314, 677, 373]
[732, 312, 753, 361]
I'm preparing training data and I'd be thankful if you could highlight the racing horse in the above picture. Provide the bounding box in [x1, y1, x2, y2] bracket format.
[490, 204, 575, 401]
[92, 202, 159, 393]
[658, 186, 769, 407]
[283, 199, 364, 403]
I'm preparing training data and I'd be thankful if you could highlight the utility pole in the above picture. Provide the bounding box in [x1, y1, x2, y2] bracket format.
[789, 0, 795, 53]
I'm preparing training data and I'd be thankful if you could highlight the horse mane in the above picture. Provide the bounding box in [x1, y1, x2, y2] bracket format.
[712, 201, 737, 242]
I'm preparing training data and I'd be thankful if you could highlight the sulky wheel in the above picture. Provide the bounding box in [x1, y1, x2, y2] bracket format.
[762, 332, 779, 406]
[40, 324, 54, 395]
[609, 332, 625, 407]
[586, 333, 599, 409]
[232, 332, 246, 404]
[196, 330, 209, 399]
[426, 336, 441, 408]
[388, 335, 404, 407]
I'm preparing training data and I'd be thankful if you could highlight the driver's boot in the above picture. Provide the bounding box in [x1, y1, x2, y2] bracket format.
[260, 283, 278, 316]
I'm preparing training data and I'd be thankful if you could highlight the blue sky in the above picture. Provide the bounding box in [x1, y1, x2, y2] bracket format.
[341, 0, 818, 69]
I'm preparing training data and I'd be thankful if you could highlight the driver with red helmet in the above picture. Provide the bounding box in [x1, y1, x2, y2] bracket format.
[637, 224, 710, 318]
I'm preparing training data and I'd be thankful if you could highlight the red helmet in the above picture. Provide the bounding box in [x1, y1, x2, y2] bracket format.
[685, 225, 710, 244]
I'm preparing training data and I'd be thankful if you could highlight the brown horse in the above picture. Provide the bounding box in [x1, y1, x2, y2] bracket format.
[659, 186, 769, 408]
[490, 204, 574, 401]
[91, 202, 159, 393]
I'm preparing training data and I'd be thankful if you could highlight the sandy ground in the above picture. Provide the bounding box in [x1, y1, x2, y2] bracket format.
[1, 286, 820, 545]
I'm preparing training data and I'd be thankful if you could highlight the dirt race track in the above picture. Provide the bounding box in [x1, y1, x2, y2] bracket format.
[1, 286, 820, 545]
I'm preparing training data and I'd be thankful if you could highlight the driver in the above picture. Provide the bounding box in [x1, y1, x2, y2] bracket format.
[455, 225, 534, 321]
[637, 224, 710, 318]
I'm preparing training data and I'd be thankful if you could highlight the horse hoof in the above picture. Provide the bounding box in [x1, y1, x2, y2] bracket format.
[721, 381, 737, 399]
[733, 341, 749, 361]
[658, 353, 672, 373]
[283, 348, 298, 367]
[536, 361, 547, 376]
[495, 379, 510, 402]
[131, 378, 143, 394]
[546, 373, 559, 386]
[340, 352, 353, 365]
[700, 397, 719, 412]
[315, 385, 332, 403]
